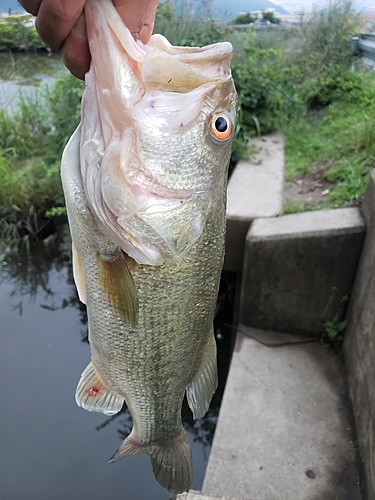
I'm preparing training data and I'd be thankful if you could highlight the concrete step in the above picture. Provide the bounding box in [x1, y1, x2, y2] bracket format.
[240, 208, 365, 335]
[202, 327, 362, 500]
[177, 491, 240, 500]
[224, 133, 284, 272]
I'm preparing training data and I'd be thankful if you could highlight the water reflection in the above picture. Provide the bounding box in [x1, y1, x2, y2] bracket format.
[0, 239, 234, 499]
[0, 52, 64, 109]
[0, 52, 62, 82]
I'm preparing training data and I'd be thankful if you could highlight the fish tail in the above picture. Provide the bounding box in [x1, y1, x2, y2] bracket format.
[109, 429, 192, 493]
[150, 430, 192, 494]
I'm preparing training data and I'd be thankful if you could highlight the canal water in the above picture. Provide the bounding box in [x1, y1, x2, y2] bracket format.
[0, 51, 65, 110]
[0, 237, 234, 499]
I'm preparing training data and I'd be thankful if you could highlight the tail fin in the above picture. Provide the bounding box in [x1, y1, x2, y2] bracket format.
[109, 429, 192, 494]
[150, 430, 192, 494]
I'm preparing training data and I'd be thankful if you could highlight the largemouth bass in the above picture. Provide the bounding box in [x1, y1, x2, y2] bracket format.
[61, 0, 237, 493]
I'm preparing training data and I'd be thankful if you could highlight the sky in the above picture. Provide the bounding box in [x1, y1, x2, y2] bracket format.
[272, 0, 313, 12]
[273, 0, 375, 12]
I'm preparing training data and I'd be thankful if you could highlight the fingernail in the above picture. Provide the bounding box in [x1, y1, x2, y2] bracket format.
[72, 13, 87, 41]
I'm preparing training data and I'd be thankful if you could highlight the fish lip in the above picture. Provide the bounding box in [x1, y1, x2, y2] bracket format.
[101, 1, 233, 92]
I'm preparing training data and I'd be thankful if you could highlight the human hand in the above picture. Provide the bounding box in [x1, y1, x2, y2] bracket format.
[19, 0, 158, 79]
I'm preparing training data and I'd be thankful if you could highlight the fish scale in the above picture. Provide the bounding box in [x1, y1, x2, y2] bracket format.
[61, 0, 236, 493]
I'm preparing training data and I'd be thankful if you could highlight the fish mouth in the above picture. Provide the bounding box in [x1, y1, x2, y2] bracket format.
[90, 0, 233, 95]
[139, 38, 233, 93]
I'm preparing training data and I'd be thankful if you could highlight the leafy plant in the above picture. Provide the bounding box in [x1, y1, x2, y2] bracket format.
[324, 320, 347, 346]
[292, 0, 361, 80]
[262, 11, 281, 24]
[232, 12, 256, 24]
[0, 14, 45, 51]
[0, 71, 83, 246]
[154, 1, 227, 46]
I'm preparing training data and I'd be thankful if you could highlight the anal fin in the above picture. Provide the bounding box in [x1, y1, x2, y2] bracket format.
[186, 331, 218, 419]
[75, 361, 124, 416]
[97, 249, 138, 327]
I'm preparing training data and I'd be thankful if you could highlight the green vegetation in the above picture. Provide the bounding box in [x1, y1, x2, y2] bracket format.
[323, 320, 347, 349]
[1, 0, 372, 249]
[0, 14, 46, 51]
[232, 12, 257, 25]
[0, 72, 84, 248]
[154, 0, 228, 47]
[262, 11, 281, 24]
[232, 10, 280, 25]
[284, 70, 375, 208]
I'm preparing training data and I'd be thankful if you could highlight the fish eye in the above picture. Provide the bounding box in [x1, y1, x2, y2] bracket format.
[209, 113, 232, 143]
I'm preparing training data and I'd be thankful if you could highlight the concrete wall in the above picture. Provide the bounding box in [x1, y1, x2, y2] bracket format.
[344, 172, 375, 500]
[240, 208, 365, 335]
[358, 34, 375, 68]
[224, 133, 284, 272]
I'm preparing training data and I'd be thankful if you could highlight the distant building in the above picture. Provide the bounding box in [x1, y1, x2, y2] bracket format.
[278, 13, 303, 27]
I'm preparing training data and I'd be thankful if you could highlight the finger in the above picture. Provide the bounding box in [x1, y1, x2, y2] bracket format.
[62, 13, 90, 80]
[35, 0, 86, 52]
[18, 0, 42, 16]
[113, 0, 158, 43]
[137, 1, 158, 44]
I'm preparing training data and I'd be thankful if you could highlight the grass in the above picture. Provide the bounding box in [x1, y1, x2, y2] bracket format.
[282, 200, 328, 215]
[0, 71, 83, 249]
[283, 71, 375, 209]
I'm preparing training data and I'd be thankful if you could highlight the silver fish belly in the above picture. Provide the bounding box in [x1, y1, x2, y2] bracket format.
[61, 0, 237, 493]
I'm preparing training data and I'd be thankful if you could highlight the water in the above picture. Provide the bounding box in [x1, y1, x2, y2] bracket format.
[0, 240, 234, 499]
[0, 52, 65, 110]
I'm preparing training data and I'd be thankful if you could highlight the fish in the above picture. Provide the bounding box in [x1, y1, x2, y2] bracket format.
[61, 0, 237, 493]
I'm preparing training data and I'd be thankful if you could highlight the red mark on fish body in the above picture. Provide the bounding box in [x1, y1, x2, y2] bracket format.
[88, 387, 100, 397]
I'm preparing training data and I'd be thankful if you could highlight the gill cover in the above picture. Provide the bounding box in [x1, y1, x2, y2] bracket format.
[82, 0, 237, 265]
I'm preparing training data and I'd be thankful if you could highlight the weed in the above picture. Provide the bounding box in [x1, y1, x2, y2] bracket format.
[281, 200, 328, 215]
[0, 71, 83, 246]
[0, 14, 45, 51]
[324, 320, 347, 347]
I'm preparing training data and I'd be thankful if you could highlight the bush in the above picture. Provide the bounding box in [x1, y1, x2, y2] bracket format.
[292, 0, 361, 80]
[232, 13, 256, 24]
[262, 11, 281, 24]
[0, 71, 83, 245]
[154, 0, 228, 46]
[0, 14, 45, 51]
[231, 30, 303, 149]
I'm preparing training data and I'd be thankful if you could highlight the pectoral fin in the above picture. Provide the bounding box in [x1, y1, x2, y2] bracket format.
[75, 361, 124, 415]
[97, 249, 138, 327]
[72, 242, 86, 304]
[186, 331, 218, 419]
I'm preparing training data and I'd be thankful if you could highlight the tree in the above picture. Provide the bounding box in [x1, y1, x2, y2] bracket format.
[156, 0, 175, 22]
[0, 14, 45, 51]
[233, 12, 256, 25]
[262, 11, 281, 24]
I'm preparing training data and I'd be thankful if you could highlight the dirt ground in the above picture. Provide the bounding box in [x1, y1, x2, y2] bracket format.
[283, 165, 335, 206]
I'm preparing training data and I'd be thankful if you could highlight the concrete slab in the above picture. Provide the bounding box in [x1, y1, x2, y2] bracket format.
[224, 133, 284, 272]
[344, 172, 375, 499]
[203, 327, 361, 500]
[177, 491, 240, 500]
[240, 208, 365, 335]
